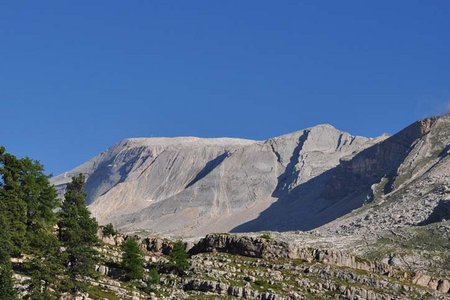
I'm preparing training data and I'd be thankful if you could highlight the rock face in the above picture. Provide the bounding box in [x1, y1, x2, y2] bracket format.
[51, 115, 450, 237]
[320, 115, 450, 235]
[188, 233, 450, 296]
[189, 234, 396, 276]
[51, 124, 382, 236]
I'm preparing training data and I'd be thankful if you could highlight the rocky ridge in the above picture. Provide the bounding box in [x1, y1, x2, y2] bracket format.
[49, 231, 449, 299]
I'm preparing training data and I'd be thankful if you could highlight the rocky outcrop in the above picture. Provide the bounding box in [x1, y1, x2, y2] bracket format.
[189, 234, 396, 276]
[186, 250, 448, 300]
[189, 233, 450, 295]
[414, 273, 450, 294]
[98, 229, 174, 255]
[182, 278, 284, 299]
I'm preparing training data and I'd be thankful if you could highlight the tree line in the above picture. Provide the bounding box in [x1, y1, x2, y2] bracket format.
[0, 146, 99, 299]
[0, 146, 190, 299]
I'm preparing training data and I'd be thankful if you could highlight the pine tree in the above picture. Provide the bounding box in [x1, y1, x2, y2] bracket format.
[0, 147, 64, 297]
[18, 157, 63, 298]
[19, 157, 60, 244]
[143, 268, 160, 294]
[58, 174, 99, 292]
[0, 255, 16, 300]
[23, 229, 62, 299]
[102, 223, 117, 237]
[0, 215, 16, 300]
[168, 240, 189, 274]
[0, 147, 27, 255]
[121, 238, 145, 281]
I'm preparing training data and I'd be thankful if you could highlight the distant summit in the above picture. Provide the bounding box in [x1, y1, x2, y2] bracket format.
[51, 116, 450, 238]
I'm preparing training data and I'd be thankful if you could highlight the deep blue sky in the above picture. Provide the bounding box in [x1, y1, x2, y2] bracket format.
[1, 1, 449, 175]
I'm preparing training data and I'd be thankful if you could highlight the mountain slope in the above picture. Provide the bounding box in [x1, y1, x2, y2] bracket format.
[51, 125, 382, 236]
[321, 115, 450, 235]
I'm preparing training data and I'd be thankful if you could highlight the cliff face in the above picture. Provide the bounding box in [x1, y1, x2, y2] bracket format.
[317, 115, 450, 237]
[322, 118, 437, 201]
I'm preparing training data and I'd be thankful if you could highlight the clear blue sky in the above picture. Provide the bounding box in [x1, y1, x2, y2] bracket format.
[1, 1, 449, 175]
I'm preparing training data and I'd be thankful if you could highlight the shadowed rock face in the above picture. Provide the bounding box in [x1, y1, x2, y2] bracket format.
[322, 118, 437, 200]
[51, 115, 450, 237]
[419, 200, 450, 225]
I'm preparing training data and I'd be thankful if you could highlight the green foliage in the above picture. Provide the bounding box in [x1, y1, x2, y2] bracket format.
[168, 240, 189, 273]
[0, 259, 16, 300]
[142, 268, 160, 294]
[58, 174, 99, 292]
[102, 223, 117, 237]
[148, 267, 160, 285]
[0, 147, 28, 255]
[0, 215, 16, 300]
[86, 285, 121, 300]
[259, 233, 272, 241]
[20, 157, 60, 242]
[253, 279, 270, 289]
[121, 238, 145, 281]
[0, 147, 63, 297]
[23, 230, 63, 299]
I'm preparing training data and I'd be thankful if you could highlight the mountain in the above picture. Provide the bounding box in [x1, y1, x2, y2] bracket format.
[51, 124, 383, 236]
[51, 115, 450, 238]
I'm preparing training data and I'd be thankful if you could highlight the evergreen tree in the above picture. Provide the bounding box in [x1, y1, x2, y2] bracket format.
[0, 215, 16, 300]
[143, 268, 160, 294]
[0, 146, 27, 255]
[58, 174, 99, 292]
[102, 223, 117, 237]
[19, 157, 60, 244]
[121, 238, 145, 281]
[148, 268, 160, 285]
[168, 240, 189, 273]
[0, 253, 16, 300]
[19, 157, 63, 298]
[23, 229, 62, 299]
[0, 147, 63, 297]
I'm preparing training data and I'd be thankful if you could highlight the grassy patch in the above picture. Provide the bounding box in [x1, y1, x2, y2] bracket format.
[259, 233, 272, 241]
[87, 285, 121, 300]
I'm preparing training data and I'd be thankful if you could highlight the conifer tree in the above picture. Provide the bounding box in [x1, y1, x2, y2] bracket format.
[23, 230, 62, 299]
[121, 238, 145, 281]
[102, 223, 117, 237]
[1, 147, 63, 297]
[0, 146, 27, 255]
[58, 174, 99, 292]
[168, 240, 189, 274]
[0, 215, 16, 300]
[19, 157, 60, 244]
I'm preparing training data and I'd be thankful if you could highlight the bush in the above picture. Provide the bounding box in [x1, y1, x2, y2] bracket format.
[142, 268, 160, 293]
[260, 233, 272, 241]
[102, 223, 117, 237]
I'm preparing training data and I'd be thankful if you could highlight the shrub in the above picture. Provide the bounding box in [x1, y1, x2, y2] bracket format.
[102, 223, 117, 237]
[260, 233, 272, 241]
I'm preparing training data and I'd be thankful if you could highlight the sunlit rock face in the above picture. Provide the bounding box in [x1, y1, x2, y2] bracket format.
[53, 115, 450, 237]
